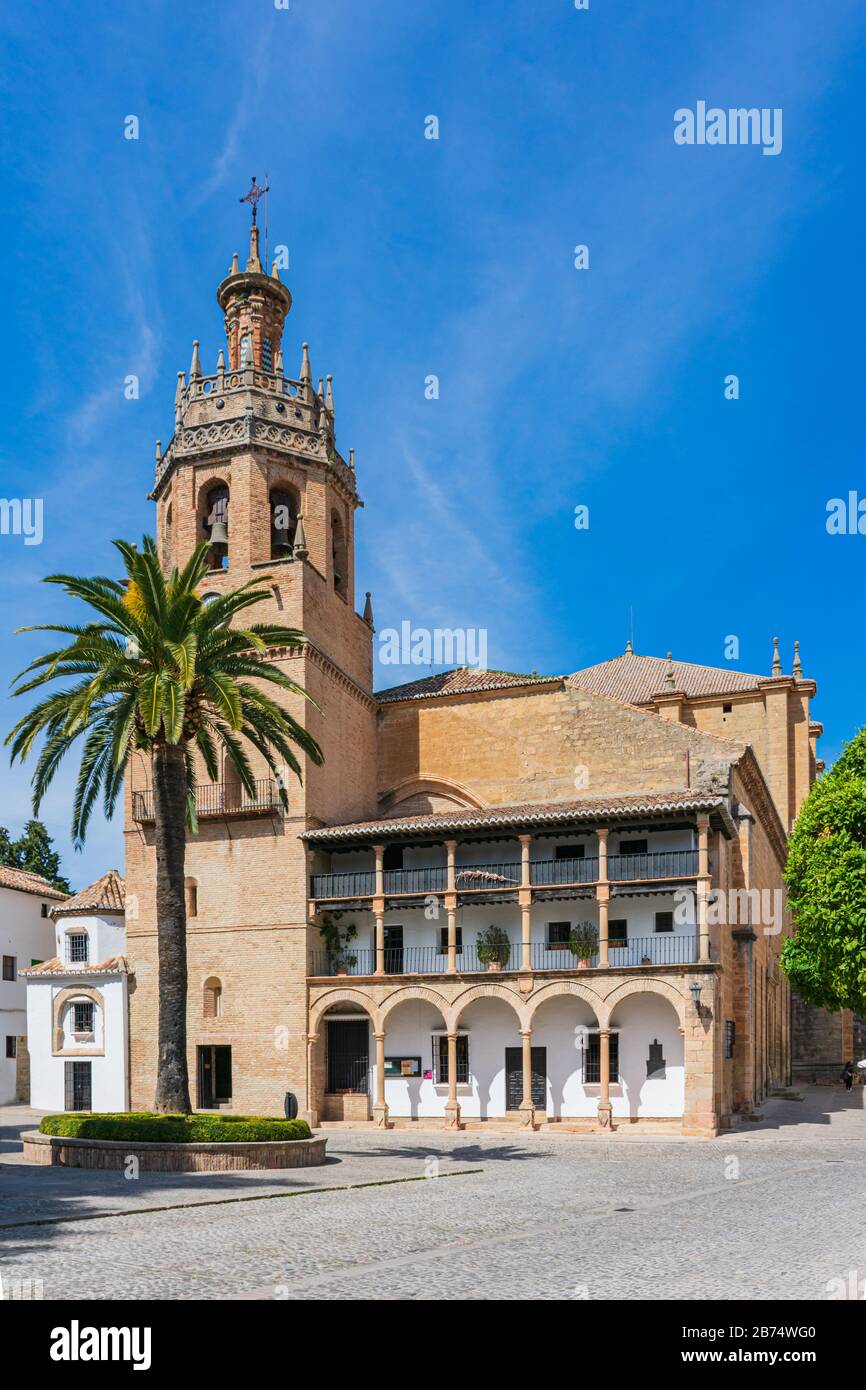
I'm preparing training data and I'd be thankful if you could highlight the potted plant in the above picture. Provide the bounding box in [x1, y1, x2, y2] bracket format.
[318, 912, 358, 975]
[477, 925, 511, 972]
[567, 921, 598, 969]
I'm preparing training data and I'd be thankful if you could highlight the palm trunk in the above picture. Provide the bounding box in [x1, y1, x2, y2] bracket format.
[152, 740, 192, 1113]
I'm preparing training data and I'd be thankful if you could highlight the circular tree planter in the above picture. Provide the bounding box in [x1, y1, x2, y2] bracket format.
[22, 1130, 328, 1172]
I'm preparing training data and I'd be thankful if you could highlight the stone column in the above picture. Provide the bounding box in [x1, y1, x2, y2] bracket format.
[519, 833, 533, 971]
[305, 1032, 320, 1127]
[519, 1027, 536, 1127]
[372, 1030, 389, 1128]
[697, 815, 711, 963]
[444, 1032, 462, 1129]
[373, 842, 385, 975]
[597, 889, 610, 968]
[597, 828, 610, 968]
[597, 1028, 613, 1129]
[445, 839, 458, 974]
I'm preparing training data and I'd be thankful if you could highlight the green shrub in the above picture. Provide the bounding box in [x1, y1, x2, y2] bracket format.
[39, 1113, 312, 1143]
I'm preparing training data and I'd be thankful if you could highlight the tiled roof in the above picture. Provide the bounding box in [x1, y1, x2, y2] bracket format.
[568, 652, 770, 705]
[376, 669, 560, 704]
[53, 869, 125, 917]
[302, 790, 729, 842]
[0, 865, 68, 901]
[20, 955, 128, 978]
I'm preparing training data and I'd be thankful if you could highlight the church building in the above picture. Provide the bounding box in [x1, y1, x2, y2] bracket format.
[125, 215, 825, 1136]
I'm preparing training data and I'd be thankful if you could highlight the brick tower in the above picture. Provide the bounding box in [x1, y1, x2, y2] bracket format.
[124, 213, 378, 1116]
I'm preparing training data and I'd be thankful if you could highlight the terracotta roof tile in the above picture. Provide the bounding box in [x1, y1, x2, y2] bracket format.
[53, 869, 125, 917]
[376, 669, 560, 704]
[302, 790, 729, 842]
[0, 865, 68, 900]
[568, 652, 771, 705]
[20, 955, 128, 978]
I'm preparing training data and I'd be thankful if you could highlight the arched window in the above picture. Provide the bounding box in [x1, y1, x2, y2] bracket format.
[203, 485, 229, 570]
[270, 488, 297, 559]
[203, 977, 222, 1019]
[331, 510, 347, 594]
[185, 878, 198, 919]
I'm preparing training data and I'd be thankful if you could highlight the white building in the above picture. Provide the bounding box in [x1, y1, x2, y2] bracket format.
[0, 866, 65, 1105]
[22, 870, 128, 1113]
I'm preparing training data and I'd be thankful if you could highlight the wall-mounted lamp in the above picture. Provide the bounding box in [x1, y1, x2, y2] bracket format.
[690, 980, 702, 1012]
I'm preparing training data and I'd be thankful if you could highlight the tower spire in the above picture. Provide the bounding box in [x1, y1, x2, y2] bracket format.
[217, 180, 291, 372]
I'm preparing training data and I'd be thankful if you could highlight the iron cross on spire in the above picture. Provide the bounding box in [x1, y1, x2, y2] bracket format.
[239, 175, 269, 227]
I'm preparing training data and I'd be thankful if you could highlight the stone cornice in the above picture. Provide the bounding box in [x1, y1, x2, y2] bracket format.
[733, 746, 788, 867]
[267, 639, 376, 712]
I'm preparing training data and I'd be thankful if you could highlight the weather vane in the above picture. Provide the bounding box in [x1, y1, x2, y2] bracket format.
[239, 175, 269, 227]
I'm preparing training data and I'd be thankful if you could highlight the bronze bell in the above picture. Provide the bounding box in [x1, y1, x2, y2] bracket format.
[209, 519, 229, 546]
[273, 527, 293, 553]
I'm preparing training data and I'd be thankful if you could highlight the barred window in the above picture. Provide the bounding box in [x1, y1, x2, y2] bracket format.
[67, 933, 89, 964]
[73, 1002, 94, 1034]
[433, 1034, 469, 1085]
[585, 1033, 619, 1084]
[262, 337, 273, 372]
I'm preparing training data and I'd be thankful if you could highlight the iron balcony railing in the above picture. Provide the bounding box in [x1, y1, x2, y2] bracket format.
[384, 865, 448, 895]
[453, 862, 521, 889]
[608, 850, 698, 881]
[310, 869, 376, 899]
[531, 856, 599, 887]
[308, 932, 701, 977]
[607, 933, 699, 966]
[131, 778, 281, 823]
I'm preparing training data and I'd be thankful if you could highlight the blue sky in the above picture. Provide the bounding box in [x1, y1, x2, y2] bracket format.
[0, 0, 864, 886]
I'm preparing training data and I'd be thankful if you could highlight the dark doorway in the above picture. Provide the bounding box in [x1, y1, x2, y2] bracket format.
[197, 1044, 232, 1108]
[64, 1060, 92, 1111]
[384, 924, 404, 974]
[504, 1046, 547, 1111]
[327, 1019, 369, 1094]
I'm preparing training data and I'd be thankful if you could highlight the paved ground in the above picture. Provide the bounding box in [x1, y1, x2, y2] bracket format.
[2, 1088, 865, 1300]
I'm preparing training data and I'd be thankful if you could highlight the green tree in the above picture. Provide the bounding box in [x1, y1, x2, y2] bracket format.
[6, 537, 322, 1112]
[0, 818, 70, 892]
[782, 727, 866, 1013]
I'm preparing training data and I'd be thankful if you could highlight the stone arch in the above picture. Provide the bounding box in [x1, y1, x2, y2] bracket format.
[379, 776, 487, 817]
[198, 476, 230, 568]
[450, 981, 527, 1032]
[602, 976, 686, 1030]
[52, 985, 104, 1054]
[525, 978, 604, 1027]
[310, 987, 379, 1035]
[269, 483, 300, 558]
[379, 985, 450, 1030]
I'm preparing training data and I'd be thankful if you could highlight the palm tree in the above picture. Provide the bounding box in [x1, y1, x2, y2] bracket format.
[6, 537, 323, 1113]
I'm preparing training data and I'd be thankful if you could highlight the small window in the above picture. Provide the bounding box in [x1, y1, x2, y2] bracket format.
[585, 1033, 619, 1084]
[240, 334, 252, 367]
[655, 911, 674, 933]
[619, 839, 648, 856]
[5, 1036, 16, 1059]
[73, 1001, 94, 1034]
[723, 702, 733, 714]
[433, 1034, 469, 1085]
[185, 880, 198, 918]
[2, 955, 16, 982]
[67, 933, 89, 964]
[262, 337, 273, 372]
[547, 921, 572, 949]
[608, 919, 628, 945]
[204, 978, 223, 1020]
[724, 1020, 736, 1059]
[555, 844, 585, 860]
[40, 903, 48, 918]
[437, 926, 463, 953]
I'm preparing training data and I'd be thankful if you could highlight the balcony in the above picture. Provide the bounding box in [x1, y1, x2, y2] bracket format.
[308, 932, 701, 977]
[309, 850, 699, 902]
[131, 778, 282, 823]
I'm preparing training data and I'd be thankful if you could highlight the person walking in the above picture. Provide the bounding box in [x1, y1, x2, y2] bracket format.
[841, 1061, 856, 1092]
